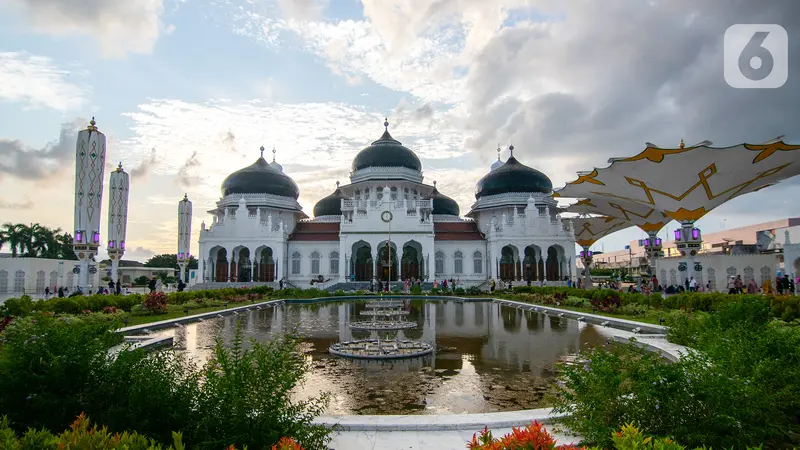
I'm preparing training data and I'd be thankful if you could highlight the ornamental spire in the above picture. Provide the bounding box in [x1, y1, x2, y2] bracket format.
[679, 138, 685, 149]
[260, 145, 265, 158]
[509, 144, 515, 157]
[272, 145, 276, 162]
[496, 143, 501, 161]
[384, 117, 389, 131]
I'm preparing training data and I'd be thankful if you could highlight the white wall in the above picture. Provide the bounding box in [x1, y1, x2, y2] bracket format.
[287, 242, 340, 285]
[655, 253, 778, 292]
[0, 258, 100, 294]
[432, 241, 488, 284]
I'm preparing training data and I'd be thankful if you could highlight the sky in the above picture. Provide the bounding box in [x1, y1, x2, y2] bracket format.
[0, 0, 798, 262]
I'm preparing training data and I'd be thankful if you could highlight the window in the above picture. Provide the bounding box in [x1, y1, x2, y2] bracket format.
[744, 266, 754, 284]
[435, 251, 444, 275]
[310, 251, 320, 275]
[708, 267, 717, 290]
[454, 251, 464, 274]
[473, 251, 483, 274]
[330, 251, 339, 274]
[291, 252, 301, 274]
[760, 266, 771, 285]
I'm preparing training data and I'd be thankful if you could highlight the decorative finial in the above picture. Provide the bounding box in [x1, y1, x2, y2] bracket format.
[272, 145, 276, 162]
[90, 117, 96, 126]
[260, 145, 265, 158]
[496, 144, 501, 160]
[184, 193, 188, 200]
[384, 117, 389, 131]
[117, 161, 123, 171]
[679, 138, 685, 149]
[433, 180, 437, 188]
[87, 116, 98, 132]
[336, 181, 340, 188]
[509, 144, 515, 157]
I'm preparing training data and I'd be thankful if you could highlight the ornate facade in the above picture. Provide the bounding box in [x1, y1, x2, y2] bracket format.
[195, 121, 576, 288]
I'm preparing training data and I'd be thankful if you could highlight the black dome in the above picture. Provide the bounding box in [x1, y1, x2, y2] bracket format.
[221, 157, 300, 199]
[475, 154, 552, 199]
[351, 126, 422, 172]
[313, 187, 345, 217]
[430, 186, 460, 216]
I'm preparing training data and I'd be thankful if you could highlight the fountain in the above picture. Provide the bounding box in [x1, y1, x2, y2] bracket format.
[329, 299, 433, 359]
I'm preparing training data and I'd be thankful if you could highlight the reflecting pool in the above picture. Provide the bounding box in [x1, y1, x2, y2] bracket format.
[154, 299, 616, 415]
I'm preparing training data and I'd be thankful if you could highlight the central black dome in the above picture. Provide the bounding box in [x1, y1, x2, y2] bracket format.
[221, 156, 300, 199]
[313, 186, 346, 217]
[351, 121, 422, 172]
[475, 150, 552, 199]
[430, 185, 460, 216]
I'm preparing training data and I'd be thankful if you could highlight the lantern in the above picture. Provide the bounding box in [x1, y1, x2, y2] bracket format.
[673, 229, 682, 241]
[691, 227, 700, 240]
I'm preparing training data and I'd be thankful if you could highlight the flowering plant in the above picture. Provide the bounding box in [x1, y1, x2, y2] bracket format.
[270, 437, 304, 450]
[467, 421, 584, 450]
[103, 306, 118, 314]
[142, 292, 168, 314]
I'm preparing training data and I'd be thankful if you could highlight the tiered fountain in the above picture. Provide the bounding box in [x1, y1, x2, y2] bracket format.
[329, 299, 433, 359]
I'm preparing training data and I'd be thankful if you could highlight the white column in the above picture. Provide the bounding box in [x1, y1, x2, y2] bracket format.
[228, 257, 234, 282]
[250, 259, 254, 282]
[372, 250, 378, 281]
[339, 240, 347, 280]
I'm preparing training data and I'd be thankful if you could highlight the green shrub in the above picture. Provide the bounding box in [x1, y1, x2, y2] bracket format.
[410, 284, 422, 295]
[618, 303, 652, 317]
[454, 287, 465, 295]
[466, 286, 482, 295]
[333, 290, 346, 296]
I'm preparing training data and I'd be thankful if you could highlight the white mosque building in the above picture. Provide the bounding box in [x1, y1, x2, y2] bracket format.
[194, 120, 576, 289]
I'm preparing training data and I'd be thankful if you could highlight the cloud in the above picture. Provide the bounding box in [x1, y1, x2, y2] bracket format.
[3, 0, 165, 57]
[124, 245, 157, 261]
[129, 147, 158, 179]
[0, 198, 34, 210]
[177, 151, 202, 188]
[0, 52, 89, 111]
[276, 0, 328, 22]
[0, 118, 85, 180]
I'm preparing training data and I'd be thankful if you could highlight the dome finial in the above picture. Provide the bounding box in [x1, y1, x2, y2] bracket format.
[87, 117, 98, 132]
[272, 145, 276, 162]
[384, 117, 389, 131]
[433, 180, 437, 188]
[496, 143, 501, 161]
[336, 180, 340, 188]
[117, 161, 123, 171]
[679, 138, 685, 149]
[509, 144, 515, 157]
[260, 145, 265, 158]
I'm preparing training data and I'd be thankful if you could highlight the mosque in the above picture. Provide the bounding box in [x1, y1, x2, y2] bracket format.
[195, 120, 576, 288]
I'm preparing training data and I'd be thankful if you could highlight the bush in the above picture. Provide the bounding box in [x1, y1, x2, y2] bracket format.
[454, 287, 465, 295]
[466, 286, 482, 295]
[467, 421, 579, 449]
[142, 292, 168, 314]
[410, 284, 422, 295]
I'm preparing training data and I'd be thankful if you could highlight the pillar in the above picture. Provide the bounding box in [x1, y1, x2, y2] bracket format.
[228, 257, 234, 282]
[372, 250, 378, 281]
[250, 259, 255, 282]
[580, 246, 593, 289]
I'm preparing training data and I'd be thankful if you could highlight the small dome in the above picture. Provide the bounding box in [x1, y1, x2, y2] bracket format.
[351, 120, 422, 172]
[221, 156, 300, 199]
[430, 184, 460, 216]
[475, 148, 552, 199]
[313, 186, 346, 217]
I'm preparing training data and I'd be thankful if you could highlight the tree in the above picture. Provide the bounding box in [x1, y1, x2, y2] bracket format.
[144, 254, 198, 269]
[0, 223, 78, 260]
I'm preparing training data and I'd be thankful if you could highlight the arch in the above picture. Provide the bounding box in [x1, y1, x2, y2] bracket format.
[377, 240, 398, 281]
[49, 270, 58, 289]
[546, 246, 560, 281]
[0, 270, 7, 292]
[209, 246, 228, 282]
[352, 240, 373, 281]
[453, 250, 464, 274]
[523, 245, 541, 282]
[708, 267, 717, 291]
[794, 258, 800, 275]
[291, 251, 302, 275]
[36, 270, 45, 293]
[669, 268, 677, 286]
[473, 250, 483, 274]
[743, 266, 755, 284]
[499, 245, 519, 281]
[726, 266, 737, 277]
[329, 251, 339, 275]
[401, 240, 423, 280]
[233, 245, 251, 282]
[254, 245, 275, 282]
[760, 266, 772, 285]
[435, 250, 445, 276]
[66, 271, 74, 289]
[13, 270, 25, 292]
[310, 250, 321, 275]
[659, 269, 667, 287]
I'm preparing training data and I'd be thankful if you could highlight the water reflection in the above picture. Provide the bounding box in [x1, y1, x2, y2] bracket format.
[159, 299, 610, 415]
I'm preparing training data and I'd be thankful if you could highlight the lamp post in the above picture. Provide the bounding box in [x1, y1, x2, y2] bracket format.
[177, 194, 193, 283]
[673, 222, 702, 285]
[381, 211, 393, 292]
[107, 162, 129, 286]
[642, 231, 664, 278]
[579, 247, 593, 289]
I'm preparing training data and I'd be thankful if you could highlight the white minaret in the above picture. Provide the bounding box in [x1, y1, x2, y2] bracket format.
[177, 194, 193, 282]
[107, 162, 130, 285]
[73, 117, 107, 291]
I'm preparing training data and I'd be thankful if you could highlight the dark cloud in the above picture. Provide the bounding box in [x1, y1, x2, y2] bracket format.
[0, 198, 33, 210]
[129, 147, 158, 179]
[222, 130, 240, 155]
[177, 151, 202, 188]
[0, 117, 83, 180]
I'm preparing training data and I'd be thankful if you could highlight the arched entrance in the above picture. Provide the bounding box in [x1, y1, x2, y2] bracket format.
[401, 240, 423, 280]
[546, 246, 560, 281]
[377, 241, 398, 281]
[352, 241, 373, 281]
[236, 247, 252, 282]
[523, 245, 540, 283]
[499, 245, 518, 281]
[256, 246, 275, 282]
[214, 247, 228, 282]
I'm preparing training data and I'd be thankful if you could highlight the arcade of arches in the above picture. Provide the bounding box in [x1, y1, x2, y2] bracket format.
[210, 246, 277, 282]
[498, 244, 567, 282]
[351, 241, 425, 282]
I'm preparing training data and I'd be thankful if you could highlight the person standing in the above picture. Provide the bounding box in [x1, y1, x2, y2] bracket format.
[746, 278, 759, 294]
[115, 280, 121, 295]
[689, 277, 697, 292]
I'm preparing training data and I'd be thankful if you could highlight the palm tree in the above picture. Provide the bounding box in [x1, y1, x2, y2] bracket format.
[0, 223, 23, 257]
[0, 223, 78, 260]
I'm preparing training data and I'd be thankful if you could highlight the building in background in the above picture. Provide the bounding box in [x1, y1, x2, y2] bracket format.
[0, 255, 100, 296]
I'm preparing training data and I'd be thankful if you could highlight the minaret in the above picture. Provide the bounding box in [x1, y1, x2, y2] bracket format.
[73, 117, 107, 291]
[107, 162, 130, 285]
[177, 194, 193, 282]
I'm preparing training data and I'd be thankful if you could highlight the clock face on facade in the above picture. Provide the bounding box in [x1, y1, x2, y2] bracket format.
[381, 211, 393, 223]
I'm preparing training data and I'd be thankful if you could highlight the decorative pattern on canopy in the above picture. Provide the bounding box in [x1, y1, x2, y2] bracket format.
[571, 216, 632, 248]
[556, 141, 800, 222]
[563, 197, 669, 233]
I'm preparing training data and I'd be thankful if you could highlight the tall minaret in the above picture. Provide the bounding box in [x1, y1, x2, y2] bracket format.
[73, 117, 107, 290]
[107, 162, 130, 285]
[177, 194, 193, 282]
